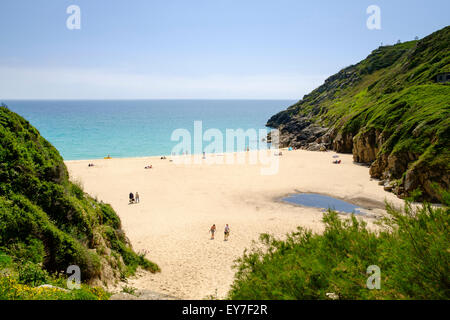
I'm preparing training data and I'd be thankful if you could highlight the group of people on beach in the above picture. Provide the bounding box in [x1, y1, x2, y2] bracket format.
[209, 224, 230, 241]
[129, 192, 140, 204]
[332, 155, 342, 164]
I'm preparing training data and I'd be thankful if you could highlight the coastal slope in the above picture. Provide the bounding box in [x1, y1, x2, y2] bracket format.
[0, 105, 158, 291]
[267, 26, 450, 202]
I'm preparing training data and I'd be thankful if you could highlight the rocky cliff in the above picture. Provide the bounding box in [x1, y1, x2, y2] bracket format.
[267, 26, 450, 202]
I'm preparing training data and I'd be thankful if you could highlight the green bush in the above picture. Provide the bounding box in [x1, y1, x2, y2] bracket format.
[228, 195, 449, 300]
[18, 262, 49, 286]
[0, 252, 13, 269]
[0, 275, 110, 300]
[6, 238, 45, 265]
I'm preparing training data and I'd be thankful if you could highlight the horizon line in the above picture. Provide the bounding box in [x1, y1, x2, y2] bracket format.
[2, 98, 298, 101]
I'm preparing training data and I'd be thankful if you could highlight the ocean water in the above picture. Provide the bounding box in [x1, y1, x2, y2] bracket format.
[283, 193, 364, 214]
[5, 100, 294, 160]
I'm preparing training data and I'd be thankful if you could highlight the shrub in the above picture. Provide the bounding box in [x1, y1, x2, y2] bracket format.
[18, 262, 49, 286]
[0, 275, 110, 300]
[228, 196, 449, 300]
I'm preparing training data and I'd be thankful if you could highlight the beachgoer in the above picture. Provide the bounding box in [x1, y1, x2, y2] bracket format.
[129, 192, 134, 204]
[209, 224, 216, 240]
[224, 224, 230, 241]
[135, 192, 140, 203]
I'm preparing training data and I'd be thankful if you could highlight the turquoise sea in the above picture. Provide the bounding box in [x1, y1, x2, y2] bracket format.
[5, 100, 294, 160]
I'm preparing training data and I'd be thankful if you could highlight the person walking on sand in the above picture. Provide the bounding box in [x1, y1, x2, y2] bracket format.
[129, 192, 134, 204]
[209, 224, 216, 240]
[135, 192, 140, 203]
[224, 224, 230, 241]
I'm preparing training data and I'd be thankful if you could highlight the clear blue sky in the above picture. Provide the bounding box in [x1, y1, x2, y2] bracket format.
[0, 0, 448, 99]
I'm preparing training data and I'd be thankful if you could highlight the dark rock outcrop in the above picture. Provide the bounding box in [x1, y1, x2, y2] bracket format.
[352, 129, 383, 163]
[269, 115, 329, 150]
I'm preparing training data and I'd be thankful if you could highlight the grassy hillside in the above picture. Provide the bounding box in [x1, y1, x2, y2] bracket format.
[267, 26, 450, 202]
[0, 105, 159, 298]
[228, 194, 449, 300]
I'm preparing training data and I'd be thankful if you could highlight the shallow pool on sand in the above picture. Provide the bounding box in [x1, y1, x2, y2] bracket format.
[283, 193, 364, 214]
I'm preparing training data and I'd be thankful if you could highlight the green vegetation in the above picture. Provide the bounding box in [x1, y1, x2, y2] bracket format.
[0, 105, 159, 299]
[267, 26, 450, 201]
[121, 285, 138, 296]
[228, 193, 449, 300]
[0, 251, 109, 300]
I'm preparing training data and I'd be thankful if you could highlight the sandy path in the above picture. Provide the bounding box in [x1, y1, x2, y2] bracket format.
[66, 150, 404, 299]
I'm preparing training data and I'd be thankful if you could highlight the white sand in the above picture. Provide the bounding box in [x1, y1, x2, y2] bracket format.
[65, 150, 404, 299]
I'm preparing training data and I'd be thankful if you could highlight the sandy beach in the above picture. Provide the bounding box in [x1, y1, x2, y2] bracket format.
[65, 149, 404, 299]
